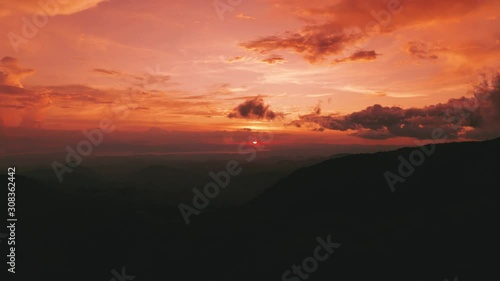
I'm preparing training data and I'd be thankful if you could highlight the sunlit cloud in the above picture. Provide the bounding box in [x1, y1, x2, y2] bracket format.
[0, 0, 108, 15]
[0, 56, 35, 87]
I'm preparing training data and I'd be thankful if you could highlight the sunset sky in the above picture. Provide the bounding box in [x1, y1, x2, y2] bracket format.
[1, 0, 500, 155]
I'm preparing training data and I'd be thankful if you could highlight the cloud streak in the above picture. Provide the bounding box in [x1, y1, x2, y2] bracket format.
[261, 55, 286, 64]
[333, 50, 379, 64]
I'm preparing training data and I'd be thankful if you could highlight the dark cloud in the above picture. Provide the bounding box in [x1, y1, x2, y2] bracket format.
[333, 50, 379, 64]
[1, 57, 17, 64]
[227, 97, 285, 120]
[313, 103, 322, 115]
[92, 68, 122, 76]
[240, 24, 365, 63]
[180, 95, 209, 100]
[349, 50, 379, 60]
[289, 74, 500, 140]
[0, 85, 29, 95]
[349, 128, 394, 139]
[404, 41, 444, 59]
[261, 55, 286, 64]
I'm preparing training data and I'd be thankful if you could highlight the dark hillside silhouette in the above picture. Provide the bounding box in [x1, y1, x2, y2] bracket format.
[3, 138, 499, 281]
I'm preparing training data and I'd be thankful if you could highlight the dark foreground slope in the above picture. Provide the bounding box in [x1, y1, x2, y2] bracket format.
[3, 138, 499, 281]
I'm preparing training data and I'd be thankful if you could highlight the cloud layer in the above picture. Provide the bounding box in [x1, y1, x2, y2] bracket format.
[241, 0, 494, 64]
[289, 74, 500, 140]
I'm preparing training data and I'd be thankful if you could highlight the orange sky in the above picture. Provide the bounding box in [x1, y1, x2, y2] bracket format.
[1, 0, 500, 152]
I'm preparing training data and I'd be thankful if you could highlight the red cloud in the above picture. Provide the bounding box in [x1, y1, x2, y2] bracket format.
[241, 0, 494, 64]
[240, 24, 365, 63]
